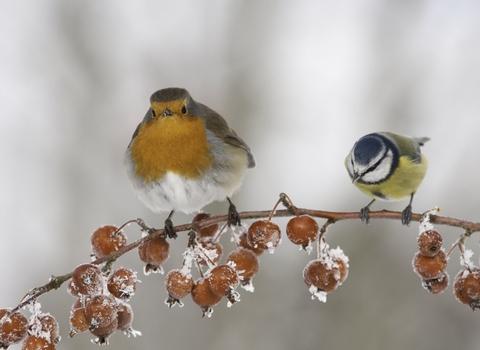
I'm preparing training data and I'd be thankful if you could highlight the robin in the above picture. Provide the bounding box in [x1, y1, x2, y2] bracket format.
[125, 87, 255, 237]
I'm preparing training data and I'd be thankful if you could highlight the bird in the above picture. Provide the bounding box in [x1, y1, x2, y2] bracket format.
[125, 87, 255, 237]
[345, 132, 429, 226]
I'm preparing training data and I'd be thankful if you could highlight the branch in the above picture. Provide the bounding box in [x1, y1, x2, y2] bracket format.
[5, 207, 480, 324]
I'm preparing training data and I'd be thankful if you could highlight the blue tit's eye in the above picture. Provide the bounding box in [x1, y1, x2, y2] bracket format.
[181, 105, 187, 115]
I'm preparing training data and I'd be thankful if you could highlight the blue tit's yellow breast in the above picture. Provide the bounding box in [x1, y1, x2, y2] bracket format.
[354, 154, 428, 201]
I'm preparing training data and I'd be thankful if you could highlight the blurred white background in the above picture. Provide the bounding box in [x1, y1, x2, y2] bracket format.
[1, 1, 480, 349]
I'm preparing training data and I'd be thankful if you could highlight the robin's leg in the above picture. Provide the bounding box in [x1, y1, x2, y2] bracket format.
[360, 199, 376, 225]
[227, 197, 241, 226]
[164, 210, 178, 239]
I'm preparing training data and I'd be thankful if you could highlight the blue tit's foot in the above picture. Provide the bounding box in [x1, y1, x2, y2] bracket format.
[401, 205, 412, 226]
[360, 206, 371, 225]
[164, 218, 177, 239]
[227, 197, 241, 226]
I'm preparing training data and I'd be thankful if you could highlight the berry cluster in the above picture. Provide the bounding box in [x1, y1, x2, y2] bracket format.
[4, 201, 480, 348]
[412, 208, 480, 310]
[0, 305, 59, 350]
[412, 229, 449, 294]
[68, 225, 140, 345]
[160, 213, 262, 316]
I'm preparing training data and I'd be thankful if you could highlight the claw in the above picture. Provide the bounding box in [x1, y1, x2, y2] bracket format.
[359, 198, 375, 225]
[360, 206, 371, 225]
[227, 197, 241, 226]
[401, 204, 412, 226]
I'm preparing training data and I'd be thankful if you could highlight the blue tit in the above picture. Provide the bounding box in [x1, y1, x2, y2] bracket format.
[345, 132, 429, 226]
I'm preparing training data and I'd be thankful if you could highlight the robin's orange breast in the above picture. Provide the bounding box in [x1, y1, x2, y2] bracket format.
[130, 116, 212, 183]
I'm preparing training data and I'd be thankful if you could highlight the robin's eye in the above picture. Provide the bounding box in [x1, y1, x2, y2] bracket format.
[181, 105, 187, 115]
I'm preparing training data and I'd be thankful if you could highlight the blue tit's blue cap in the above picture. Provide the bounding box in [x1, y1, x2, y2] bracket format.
[353, 135, 384, 165]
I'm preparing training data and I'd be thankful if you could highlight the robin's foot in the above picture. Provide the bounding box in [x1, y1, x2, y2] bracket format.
[164, 218, 177, 239]
[227, 197, 241, 226]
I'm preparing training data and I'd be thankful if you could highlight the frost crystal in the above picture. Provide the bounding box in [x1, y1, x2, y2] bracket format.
[241, 280, 255, 293]
[309, 285, 327, 303]
[419, 207, 440, 234]
[461, 249, 475, 270]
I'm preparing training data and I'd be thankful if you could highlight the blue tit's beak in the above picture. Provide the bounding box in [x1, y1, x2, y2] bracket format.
[352, 172, 360, 183]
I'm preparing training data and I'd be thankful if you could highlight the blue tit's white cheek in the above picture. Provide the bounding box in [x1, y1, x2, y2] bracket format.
[360, 151, 394, 183]
[346, 153, 355, 177]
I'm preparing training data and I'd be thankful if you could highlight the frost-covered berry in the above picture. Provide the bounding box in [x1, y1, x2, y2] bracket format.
[85, 295, 118, 332]
[412, 250, 448, 280]
[453, 269, 480, 309]
[91, 225, 127, 259]
[69, 300, 89, 337]
[192, 213, 219, 240]
[191, 278, 222, 317]
[90, 318, 118, 345]
[417, 229, 443, 257]
[165, 269, 193, 307]
[107, 267, 138, 301]
[208, 265, 239, 297]
[116, 302, 135, 335]
[138, 235, 170, 274]
[21, 335, 55, 350]
[247, 220, 281, 253]
[303, 259, 341, 294]
[28, 313, 60, 344]
[286, 215, 319, 247]
[238, 232, 264, 256]
[0, 309, 28, 347]
[71, 263, 104, 296]
[196, 240, 223, 266]
[226, 248, 260, 284]
[422, 273, 449, 295]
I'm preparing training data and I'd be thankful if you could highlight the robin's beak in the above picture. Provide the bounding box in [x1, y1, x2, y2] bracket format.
[162, 109, 173, 117]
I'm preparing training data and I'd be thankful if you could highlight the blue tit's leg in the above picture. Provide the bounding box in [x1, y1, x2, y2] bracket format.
[360, 199, 376, 224]
[227, 197, 241, 226]
[401, 193, 415, 226]
[164, 210, 178, 239]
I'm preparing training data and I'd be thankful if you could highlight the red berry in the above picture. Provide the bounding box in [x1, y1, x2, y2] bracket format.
[71, 263, 104, 296]
[208, 265, 239, 297]
[21, 335, 55, 350]
[116, 302, 134, 333]
[29, 314, 59, 344]
[422, 273, 449, 295]
[91, 225, 127, 259]
[69, 301, 89, 337]
[85, 295, 118, 331]
[238, 232, 264, 256]
[192, 213, 219, 240]
[90, 318, 118, 345]
[247, 220, 281, 252]
[286, 215, 319, 246]
[0, 309, 28, 347]
[196, 240, 223, 266]
[138, 235, 170, 274]
[417, 229, 443, 257]
[107, 267, 138, 300]
[453, 269, 480, 309]
[191, 278, 222, 316]
[165, 269, 193, 301]
[412, 250, 448, 280]
[227, 248, 260, 283]
[303, 259, 341, 293]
